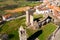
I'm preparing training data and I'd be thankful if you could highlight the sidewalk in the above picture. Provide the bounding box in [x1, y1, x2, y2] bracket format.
[54, 29, 60, 40]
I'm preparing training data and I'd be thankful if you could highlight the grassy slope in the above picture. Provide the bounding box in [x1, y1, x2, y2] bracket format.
[0, 17, 26, 40]
[0, 17, 57, 40]
[33, 14, 43, 18]
[0, 1, 42, 15]
[26, 22, 57, 40]
[38, 23, 57, 40]
[0, 1, 42, 9]
[0, 0, 57, 40]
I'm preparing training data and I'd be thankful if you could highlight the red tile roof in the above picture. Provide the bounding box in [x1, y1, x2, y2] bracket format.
[3, 14, 12, 19]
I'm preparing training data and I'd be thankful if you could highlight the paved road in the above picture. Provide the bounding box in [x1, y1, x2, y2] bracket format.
[54, 28, 60, 40]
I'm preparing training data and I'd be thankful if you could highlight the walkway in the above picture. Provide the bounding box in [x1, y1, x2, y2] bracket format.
[5, 6, 31, 13]
[6, 15, 25, 21]
[54, 28, 60, 40]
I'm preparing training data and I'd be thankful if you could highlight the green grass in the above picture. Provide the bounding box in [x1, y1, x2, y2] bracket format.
[0, 1, 42, 10]
[0, 1, 42, 16]
[0, 17, 26, 40]
[26, 28, 37, 37]
[38, 23, 57, 40]
[34, 14, 43, 18]
[0, 16, 57, 40]
[26, 22, 57, 40]
[33, 14, 44, 20]
[0, 0, 57, 40]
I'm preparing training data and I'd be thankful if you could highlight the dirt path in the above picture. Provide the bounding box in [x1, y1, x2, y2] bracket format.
[4, 6, 32, 13]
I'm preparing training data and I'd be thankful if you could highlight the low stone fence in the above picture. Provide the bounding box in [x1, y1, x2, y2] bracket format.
[48, 25, 60, 40]
[6, 15, 26, 21]
[38, 13, 52, 26]
[39, 14, 48, 22]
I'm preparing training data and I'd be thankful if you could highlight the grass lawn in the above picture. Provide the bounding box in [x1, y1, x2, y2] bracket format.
[33, 14, 43, 19]
[26, 22, 57, 40]
[38, 23, 57, 40]
[0, 16, 57, 40]
[0, 1, 42, 10]
[33, 14, 45, 21]
[0, 1, 42, 16]
[0, 1, 57, 40]
[0, 17, 26, 40]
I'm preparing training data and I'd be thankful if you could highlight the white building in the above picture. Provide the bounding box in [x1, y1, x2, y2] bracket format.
[35, 8, 51, 14]
[2, 16, 6, 21]
[48, 0, 60, 6]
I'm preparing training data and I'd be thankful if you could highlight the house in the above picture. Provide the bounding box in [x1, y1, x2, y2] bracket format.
[35, 6, 51, 14]
[2, 14, 12, 21]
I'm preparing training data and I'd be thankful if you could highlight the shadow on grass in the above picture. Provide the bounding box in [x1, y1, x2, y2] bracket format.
[34, 18, 40, 22]
[0, 28, 2, 32]
[0, 4, 18, 10]
[0, 21, 7, 32]
[27, 30, 42, 40]
[8, 34, 14, 39]
[0, 21, 6, 25]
